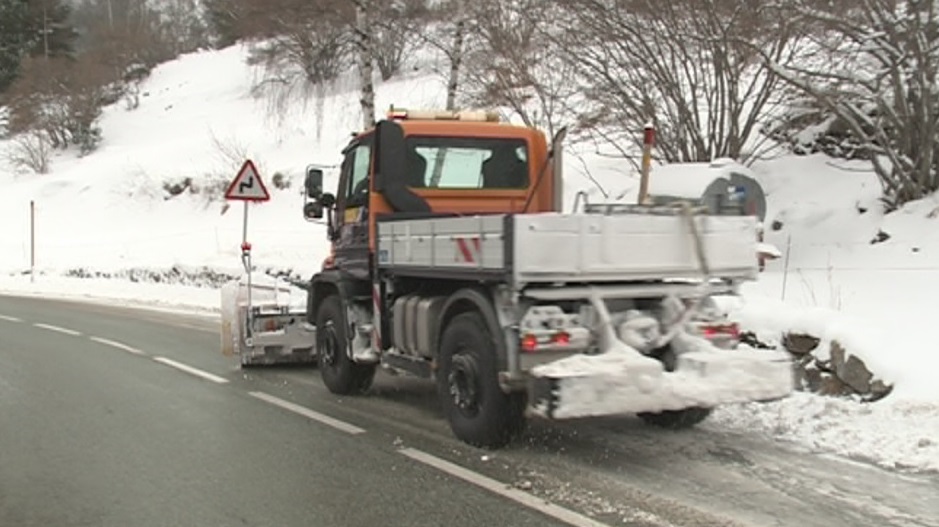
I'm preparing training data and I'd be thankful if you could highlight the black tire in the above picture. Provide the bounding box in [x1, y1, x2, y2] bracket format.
[437, 312, 526, 449]
[638, 344, 711, 429]
[638, 407, 712, 429]
[317, 295, 375, 395]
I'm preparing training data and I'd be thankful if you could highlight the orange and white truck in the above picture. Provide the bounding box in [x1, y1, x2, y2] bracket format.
[222, 109, 792, 448]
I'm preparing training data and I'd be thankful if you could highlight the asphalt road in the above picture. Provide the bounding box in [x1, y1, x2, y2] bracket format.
[1, 294, 937, 527]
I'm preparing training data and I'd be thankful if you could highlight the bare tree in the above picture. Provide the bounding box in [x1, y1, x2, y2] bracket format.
[462, 0, 575, 138]
[354, 0, 376, 129]
[556, 0, 803, 164]
[415, 1, 469, 111]
[370, 0, 428, 81]
[767, 0, 939, 208]
[241, 0, 355, 119]
[6, 54, 111, 154]
[4, 130, 52, 174]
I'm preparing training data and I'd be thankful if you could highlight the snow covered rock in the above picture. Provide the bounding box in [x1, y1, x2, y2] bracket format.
[781, 333, 819, 355]
[828, 341, 893, 401]
[778, 334, 893, 401]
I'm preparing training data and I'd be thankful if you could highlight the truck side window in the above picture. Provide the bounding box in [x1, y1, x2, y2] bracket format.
[406, 137, 528, 189]
[345, 144, 372, 207]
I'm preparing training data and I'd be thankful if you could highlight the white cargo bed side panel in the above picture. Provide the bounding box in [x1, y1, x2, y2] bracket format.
[513, 213, 758, 283]
[377, 216, 506, 271]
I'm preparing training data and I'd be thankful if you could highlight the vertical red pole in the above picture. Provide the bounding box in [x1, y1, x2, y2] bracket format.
[638, 123, 655, 205]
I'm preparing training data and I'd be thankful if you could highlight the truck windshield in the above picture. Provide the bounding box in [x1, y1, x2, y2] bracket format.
[404, 136, 529, 190]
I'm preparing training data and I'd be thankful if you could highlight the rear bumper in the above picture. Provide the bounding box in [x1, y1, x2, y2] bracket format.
[528, 348, 793, 419]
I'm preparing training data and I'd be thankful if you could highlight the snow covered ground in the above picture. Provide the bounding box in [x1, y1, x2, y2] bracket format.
[1, 45, 937, 473]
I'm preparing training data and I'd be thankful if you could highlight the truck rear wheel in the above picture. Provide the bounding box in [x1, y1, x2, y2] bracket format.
[317, 295, 375, 395]
[437, 312, 526, 449]
[638, 407, 712, 429]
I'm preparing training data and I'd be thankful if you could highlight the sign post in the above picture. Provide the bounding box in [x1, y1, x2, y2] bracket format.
[224, 160, 271, 336]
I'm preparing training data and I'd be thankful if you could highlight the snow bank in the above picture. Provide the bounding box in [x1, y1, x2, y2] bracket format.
[710, 393, 939, 473]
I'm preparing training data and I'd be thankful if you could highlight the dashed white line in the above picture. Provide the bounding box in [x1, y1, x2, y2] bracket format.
[89, 336, 146, 356]
[32, 323, 82, 336]
[0, 314, 23, 323]
[153, 356, 229, 384]
[248, 391, 365, 435]
[399, 448, 610, 527]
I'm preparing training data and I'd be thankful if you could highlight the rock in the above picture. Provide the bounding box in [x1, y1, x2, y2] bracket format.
[800, 364, 824, 392]
[870, 230, 891, 244]
[864, 379, 894, 402]
[818, 372, 854, 397]
[739, 331, 774, 350]
[830, 341, 873, 393]
[782, 333, 820, 355]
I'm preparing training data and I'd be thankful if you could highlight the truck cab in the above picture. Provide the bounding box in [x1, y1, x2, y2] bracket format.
[305, 110, 563, 280]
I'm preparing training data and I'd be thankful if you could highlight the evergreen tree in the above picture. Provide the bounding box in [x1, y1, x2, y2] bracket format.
[0, 0, 76, 95]
[25, 0, 76, 59]
[0, 0, 36, 93]
[203, 0, 243, 48]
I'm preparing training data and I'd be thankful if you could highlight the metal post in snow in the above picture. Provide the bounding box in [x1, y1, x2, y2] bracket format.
[241, 201, 253, 331]
[638, 123, 655, 205]
[781, 235, 792, 301]
[30, 200, 35, 283]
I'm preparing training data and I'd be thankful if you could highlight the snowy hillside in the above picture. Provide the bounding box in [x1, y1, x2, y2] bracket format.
[1, 45, 937, 473]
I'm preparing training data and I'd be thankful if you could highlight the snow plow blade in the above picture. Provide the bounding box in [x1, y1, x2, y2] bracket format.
[528, 349, 793, 420]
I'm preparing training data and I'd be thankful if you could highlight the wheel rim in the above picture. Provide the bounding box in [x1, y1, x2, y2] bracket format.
[448, 353, 480, 417]
[321, 323, 339, 367]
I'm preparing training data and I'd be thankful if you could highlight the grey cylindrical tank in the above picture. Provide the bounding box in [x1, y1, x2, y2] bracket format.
[699, 171, 766, 221]
[646, 161, 766, 221]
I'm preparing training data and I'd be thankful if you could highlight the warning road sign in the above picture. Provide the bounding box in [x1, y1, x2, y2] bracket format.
[225, 160, 270, 202]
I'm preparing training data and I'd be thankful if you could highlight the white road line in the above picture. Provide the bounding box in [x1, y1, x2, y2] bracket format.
[153, 357, 229, 384]
[89, 336, 146, 356]
[32, 323, 82, 336]
[399, 448, 610, 527]
[248, 391, 365, 435]
[0, 314, 23, 323]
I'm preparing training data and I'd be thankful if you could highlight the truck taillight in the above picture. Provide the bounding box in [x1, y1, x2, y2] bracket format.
[521, 334, 538, 353]
[522, 331, 572, 352]
[701, 323, 740, 339]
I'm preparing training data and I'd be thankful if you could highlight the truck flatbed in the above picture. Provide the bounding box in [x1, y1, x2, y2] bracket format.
[376, 210, 758, 285]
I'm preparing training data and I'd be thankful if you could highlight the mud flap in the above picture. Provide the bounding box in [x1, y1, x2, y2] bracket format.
[529, 349, 793, 420]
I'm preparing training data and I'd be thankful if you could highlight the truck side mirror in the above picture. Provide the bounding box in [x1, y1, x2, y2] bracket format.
[305, 166, 324, 198]
[303, 201, 324, 220]
[303, 192, 335, 221]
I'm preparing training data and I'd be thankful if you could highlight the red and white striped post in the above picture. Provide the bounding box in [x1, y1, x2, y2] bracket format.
[638, 123, 655, 205]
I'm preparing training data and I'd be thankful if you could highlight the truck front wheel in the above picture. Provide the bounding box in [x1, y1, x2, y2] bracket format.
[317, 295, 375, 395]
[437, 312, 526, 449]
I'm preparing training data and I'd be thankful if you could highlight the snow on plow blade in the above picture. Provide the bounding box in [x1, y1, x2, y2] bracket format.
[529, 349, 793, 420]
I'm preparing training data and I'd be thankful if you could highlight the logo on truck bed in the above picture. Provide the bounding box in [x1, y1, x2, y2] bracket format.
[454, 237, 482, 263]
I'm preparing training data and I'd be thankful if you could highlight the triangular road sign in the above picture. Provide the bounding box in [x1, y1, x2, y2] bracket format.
[225, 160, 270, 202]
